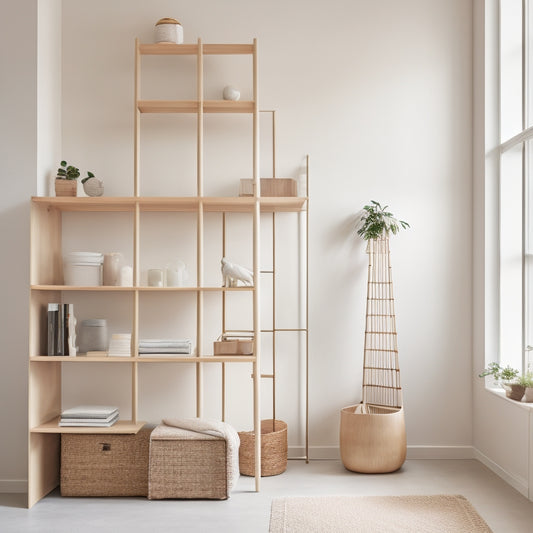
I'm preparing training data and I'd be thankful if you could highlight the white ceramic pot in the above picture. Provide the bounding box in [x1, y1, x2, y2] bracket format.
[83, 177, 104, 197]
[155, 18, 183, 44]
[223, 86, 240, 101]
[64, 252, 103, 286]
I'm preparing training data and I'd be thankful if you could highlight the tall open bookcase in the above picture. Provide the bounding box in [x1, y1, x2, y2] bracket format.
[28, 39, 308, 508]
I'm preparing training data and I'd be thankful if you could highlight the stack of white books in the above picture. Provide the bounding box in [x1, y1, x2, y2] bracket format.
[59, 405, 119, 427]
[139, 339, 192, 356]
[107, 333, 131, 357]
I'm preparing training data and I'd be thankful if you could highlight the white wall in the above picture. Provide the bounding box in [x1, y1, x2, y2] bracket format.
[60, 0, 474, 454]
[0, 0, 38, 491]
[0, 0, 475, 488]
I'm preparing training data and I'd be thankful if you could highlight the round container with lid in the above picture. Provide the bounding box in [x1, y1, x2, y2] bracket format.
[64, 252, 103, 286]
[154, 17, 183, 44]
[78, 319, 108, 353]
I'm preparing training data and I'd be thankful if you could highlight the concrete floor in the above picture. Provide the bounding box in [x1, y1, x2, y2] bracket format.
[2, 459, 533, 532]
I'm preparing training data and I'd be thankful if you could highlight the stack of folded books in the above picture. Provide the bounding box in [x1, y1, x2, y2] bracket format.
[138, 339, 191, 356]
[107, 333, 131, 357]
[59, 405, 119, 427]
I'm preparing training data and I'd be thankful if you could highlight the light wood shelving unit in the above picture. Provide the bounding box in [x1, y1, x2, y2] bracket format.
[28, 38, 308, 508]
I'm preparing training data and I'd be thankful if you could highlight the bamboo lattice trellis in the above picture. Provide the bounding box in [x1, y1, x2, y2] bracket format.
[362, 236, 402, 410]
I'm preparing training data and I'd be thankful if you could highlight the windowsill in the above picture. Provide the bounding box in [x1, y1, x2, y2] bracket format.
[486, 386, 533, 410]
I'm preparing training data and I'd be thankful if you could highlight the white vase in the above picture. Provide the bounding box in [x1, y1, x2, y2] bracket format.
[83, 177, 104, 197]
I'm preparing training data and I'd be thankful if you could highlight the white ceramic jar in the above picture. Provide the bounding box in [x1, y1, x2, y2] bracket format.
[78, 319, 108, 353]
[64, 252, 103, 286]
[154, 18, 183, 44]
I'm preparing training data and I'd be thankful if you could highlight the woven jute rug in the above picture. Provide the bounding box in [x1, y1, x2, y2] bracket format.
[269, 494, 492, 532]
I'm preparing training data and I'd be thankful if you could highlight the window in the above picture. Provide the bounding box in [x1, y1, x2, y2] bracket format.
[498, 0, 533, 372]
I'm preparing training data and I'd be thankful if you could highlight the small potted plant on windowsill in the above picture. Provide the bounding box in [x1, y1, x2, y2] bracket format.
[519, 372, 533, 402]
[479, 362, 524, 400]
[55, 160, 80, 197]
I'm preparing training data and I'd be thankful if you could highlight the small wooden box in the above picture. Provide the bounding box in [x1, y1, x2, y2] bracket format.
[213, 338, 254, 355]
[239, 178, 297, 197]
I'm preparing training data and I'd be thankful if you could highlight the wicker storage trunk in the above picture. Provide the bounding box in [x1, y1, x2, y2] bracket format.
[239, 419, 287, 477]
[60, 427, 152, 497]
[149, 425, 228, 500]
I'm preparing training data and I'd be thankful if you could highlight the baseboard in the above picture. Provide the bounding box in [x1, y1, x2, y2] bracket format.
[0, 480, 27, 494]
[473, 448, 529, 498]
[290, 445, 475, 461]
[406, 446, 474, 460]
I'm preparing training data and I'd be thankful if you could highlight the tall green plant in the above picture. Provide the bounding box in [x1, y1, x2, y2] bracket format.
[357, 200, 409, 240]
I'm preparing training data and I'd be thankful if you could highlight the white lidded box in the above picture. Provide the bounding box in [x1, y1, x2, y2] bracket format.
[154, 17, 183, 44]
[64, 252, 103, 286]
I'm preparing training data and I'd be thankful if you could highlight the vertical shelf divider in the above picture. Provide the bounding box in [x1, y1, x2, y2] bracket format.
[252, 38, 261, 491]
[132, 201, 140, 423]
[133, 37, 141, 424]
[134, 38, 141, 197]
[196, 38, 204, 418]
[222, 212, 227, 421]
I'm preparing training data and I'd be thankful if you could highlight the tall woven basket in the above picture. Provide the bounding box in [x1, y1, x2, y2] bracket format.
[238, 419, 287, 476]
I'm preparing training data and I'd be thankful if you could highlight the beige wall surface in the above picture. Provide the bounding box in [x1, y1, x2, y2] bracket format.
[0, 0, 474, 488]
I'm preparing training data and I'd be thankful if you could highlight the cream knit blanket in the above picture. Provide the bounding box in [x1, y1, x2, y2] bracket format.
[162, 417, 240, 493]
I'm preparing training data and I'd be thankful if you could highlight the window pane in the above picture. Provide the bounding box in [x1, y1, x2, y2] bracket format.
[501, 0, 523, 140]
[500, 143, 523, 370]
[528, 0, 533, 128]
[527, 140, 533, 369]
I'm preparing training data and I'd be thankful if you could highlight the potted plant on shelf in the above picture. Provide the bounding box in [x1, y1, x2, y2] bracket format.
[55, 160, 80, 197]
[478, 363, 524, 400]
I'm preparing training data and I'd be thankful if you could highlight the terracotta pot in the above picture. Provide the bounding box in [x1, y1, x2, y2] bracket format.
[55, 179, 77, 197]
[503, 382, 525, 401]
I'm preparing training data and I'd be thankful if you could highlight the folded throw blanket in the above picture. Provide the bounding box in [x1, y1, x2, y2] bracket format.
[162, 417, 240, 493]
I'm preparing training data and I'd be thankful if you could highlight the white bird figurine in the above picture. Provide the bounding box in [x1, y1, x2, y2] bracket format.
[221, 257, 253, 287]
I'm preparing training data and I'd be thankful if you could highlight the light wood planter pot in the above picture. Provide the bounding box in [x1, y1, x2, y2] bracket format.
[55, 179, 77, 197]
[340, 404, 406, 473]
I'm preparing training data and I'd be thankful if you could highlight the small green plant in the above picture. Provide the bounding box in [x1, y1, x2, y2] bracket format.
[82, 171, 95, 184]
[357, 200, 409, 240]
[56, 160, 80, 180]
[478, 362, 520, 382]
[517, 371, 533, 388]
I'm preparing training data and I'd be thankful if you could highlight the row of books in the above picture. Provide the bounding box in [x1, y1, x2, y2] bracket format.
[48, 303, 77, 356]
[59, 405, 119, 427]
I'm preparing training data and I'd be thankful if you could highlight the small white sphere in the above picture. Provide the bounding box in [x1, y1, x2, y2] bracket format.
[223, 86, 240, 101]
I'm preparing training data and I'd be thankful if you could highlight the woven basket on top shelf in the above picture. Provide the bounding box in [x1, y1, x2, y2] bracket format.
[238, 419, 287, 477]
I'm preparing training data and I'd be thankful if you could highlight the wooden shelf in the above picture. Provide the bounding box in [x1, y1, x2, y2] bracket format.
[138, 100, 255, 114]
[31, 285, 254, 292]
[31, 285, 135, 292]
[31, 417, 146, 434]
[136, 355, 256, 363]
[139, 43, 254, 56]
[31, 196, 308, 213]
[30, 355, 256, 363]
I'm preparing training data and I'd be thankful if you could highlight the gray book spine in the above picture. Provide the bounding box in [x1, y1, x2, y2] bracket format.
[47, 303, 59, 356]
